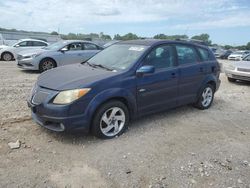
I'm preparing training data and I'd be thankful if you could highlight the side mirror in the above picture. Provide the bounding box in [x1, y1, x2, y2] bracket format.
[60, 47, 68, 53]
[136, 65, 155, 76]
[15, 44, 20, 48]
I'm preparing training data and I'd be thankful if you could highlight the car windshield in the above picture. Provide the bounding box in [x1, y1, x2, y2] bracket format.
[243, 54, 250, 61]
[87, 44, 148, 71]
[44, 41, 67, 50]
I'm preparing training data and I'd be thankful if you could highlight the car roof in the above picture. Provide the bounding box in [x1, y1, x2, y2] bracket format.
[62, 40, 101, 46]
[19, 39, 48, 43]
[118, 39, 209, 49]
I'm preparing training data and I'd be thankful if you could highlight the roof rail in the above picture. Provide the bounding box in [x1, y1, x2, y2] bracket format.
[175, 38, 208, 46]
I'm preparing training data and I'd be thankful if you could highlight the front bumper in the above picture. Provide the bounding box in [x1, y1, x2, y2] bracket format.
[28, 100, 90, 132]
[225, 69, 250, 81]
[17, 58, 38, 70]
[27, 85, 91, 132]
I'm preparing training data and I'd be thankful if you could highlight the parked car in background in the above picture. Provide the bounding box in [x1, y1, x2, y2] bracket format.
[219, 50, 233, 59]
[27, 40, 220, 139]
[225, 59, 250, 82]
[17, 40, 103, 72]
[0, 39, 48, 61]
[242, 54, 250, 61]
[0, 44, 8, 50]
[228, 51, 250, 61]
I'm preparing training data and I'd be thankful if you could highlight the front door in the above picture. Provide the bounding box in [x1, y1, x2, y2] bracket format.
[136, 44, 179, 115]
[60, 42, 84, 65]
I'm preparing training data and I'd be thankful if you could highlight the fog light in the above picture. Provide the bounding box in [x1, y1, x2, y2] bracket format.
[60, 123, 65, 131]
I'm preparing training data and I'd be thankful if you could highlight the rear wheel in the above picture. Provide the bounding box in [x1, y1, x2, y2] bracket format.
[227, 77, 236, 82]
[1, 52, 14, 61]
[39, 58, 56, 72]
[194, 84, 214, 110]
[91, 100, 129, 139]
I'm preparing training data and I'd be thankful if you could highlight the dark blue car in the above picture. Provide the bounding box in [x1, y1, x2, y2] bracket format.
[28, 40, 221, 139]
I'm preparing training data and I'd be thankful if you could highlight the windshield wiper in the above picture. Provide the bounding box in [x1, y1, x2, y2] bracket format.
[83, 61, 114, 71]
[91, 64, 114, 71]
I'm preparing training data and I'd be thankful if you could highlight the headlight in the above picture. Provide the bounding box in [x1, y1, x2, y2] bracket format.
[31, 53, 42, 58]
[53, 88, 91, 104]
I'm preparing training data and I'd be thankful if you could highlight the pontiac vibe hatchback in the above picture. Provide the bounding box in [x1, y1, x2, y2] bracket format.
[28, 40, 221, 139]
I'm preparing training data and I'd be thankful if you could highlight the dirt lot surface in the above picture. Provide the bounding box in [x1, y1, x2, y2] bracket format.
[0, 60, 250, 188]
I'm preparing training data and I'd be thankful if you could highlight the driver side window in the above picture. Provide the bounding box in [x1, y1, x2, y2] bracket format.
[18, 41, 28, 47]
[144, 45, 175, 69]
[68, 43, 82, 51]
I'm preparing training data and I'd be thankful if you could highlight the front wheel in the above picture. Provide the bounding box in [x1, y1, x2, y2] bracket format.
[1, 52, 14, 61]
[194, 84, 214, 110]
[39, 58, 56, 72]
[91, 100, 129, 139]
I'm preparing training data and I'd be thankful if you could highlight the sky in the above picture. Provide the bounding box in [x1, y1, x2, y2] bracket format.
[0, 0, 249, 45]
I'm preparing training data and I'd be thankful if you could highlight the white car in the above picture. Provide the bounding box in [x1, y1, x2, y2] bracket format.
[0, 45, 8, 50]
[228, 51, 250, 61]
[0, 39, 48, 61]
[225, 56, 250, 82]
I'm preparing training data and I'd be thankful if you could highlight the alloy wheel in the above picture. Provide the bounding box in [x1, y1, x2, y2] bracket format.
[3, 53, 12, 61]
[201, 87, 213, 107]
[42, 61, 54, 71]
[100, 107, 126, 137]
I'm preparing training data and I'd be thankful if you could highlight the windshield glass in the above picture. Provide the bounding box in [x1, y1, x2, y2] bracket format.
[87, 44, 148, 70]
[44, 41, 67, 50]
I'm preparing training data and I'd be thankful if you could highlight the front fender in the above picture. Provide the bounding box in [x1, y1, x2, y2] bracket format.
[85, 88, 137, 123]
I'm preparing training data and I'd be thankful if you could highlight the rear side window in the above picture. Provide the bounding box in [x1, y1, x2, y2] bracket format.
[197, 47, 210, 61]
[84, 43, 98, 50]
[33, 41, 47, 46]
[175, 45, 199, 65]
[144, 45, 175, 69]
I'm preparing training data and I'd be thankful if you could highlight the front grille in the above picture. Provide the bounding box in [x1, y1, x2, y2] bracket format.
[237, 68, 250, 72]
[32, 90, 50, 105]
[232, 74, 250, 81]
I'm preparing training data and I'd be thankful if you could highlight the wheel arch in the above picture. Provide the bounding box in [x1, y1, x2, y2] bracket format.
[85, 89, 137, 131]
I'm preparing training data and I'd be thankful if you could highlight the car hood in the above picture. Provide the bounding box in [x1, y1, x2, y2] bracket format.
[37, 64, 118, 90]
[18, 48, 48, 56]
[231, 61, 250, 68]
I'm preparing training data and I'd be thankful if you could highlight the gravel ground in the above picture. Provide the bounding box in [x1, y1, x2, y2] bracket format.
[0, 60, 250, 188]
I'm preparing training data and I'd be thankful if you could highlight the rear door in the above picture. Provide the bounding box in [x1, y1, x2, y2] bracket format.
[136, 44, 179, 115]
[175, 44, 207, 105]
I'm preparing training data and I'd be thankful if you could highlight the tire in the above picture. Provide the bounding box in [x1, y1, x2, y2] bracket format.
[39, 58, 56, 72]
[91, 100, 129, 139]
[1, 52, 14, 61]
[227, 77, 236, 82]
[194, 84, 215, 110]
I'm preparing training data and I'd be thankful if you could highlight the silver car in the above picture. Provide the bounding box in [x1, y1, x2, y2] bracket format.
[225, 54, 250, 82]
[17, 40, 103, 72]
[0, 39, 48, 61]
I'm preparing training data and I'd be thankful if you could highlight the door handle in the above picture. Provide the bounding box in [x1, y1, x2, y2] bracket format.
[171, 72, 176, 78]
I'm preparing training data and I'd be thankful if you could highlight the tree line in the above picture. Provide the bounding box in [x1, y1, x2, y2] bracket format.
[0, 27, 249, 50]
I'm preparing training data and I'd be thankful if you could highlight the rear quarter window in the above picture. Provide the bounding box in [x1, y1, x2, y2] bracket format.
[197, 47, 211, 61]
